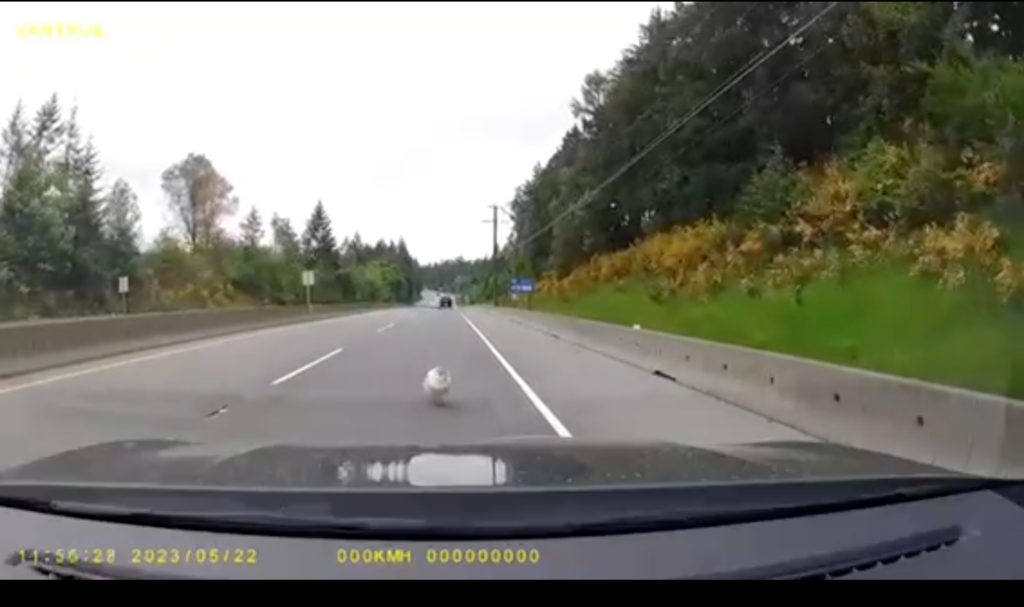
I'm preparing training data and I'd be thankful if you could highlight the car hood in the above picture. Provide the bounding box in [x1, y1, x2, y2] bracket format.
[0, 438, 961, 489]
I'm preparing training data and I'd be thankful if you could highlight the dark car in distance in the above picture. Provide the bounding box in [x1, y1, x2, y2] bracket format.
[439, 295, 453, 308]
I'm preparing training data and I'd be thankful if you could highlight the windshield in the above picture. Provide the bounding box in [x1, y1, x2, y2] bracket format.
[0, 1, 1021, 503]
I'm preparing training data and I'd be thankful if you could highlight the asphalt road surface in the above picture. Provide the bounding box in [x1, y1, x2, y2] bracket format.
[0, 305, 815, 470]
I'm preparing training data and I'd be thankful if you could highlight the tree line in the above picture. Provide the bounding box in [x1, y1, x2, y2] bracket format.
[419, 257, 495, 302]
[0, 94, 423, 320]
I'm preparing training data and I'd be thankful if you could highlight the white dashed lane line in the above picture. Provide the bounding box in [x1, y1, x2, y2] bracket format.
[271, 348, 345, 386]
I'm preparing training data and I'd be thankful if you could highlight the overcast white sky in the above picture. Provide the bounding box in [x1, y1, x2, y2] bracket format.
[3, 2, 672, 263]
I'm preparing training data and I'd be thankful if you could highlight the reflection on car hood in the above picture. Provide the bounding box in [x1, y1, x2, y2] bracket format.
[0, 438, 961, 489]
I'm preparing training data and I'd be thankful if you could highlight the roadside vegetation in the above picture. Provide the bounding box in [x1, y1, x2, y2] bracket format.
[0, 96, 422, 320]
[431, 3, 1024, 398]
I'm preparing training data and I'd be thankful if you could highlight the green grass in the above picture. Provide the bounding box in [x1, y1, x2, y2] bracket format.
[531, 264, 1024, 400]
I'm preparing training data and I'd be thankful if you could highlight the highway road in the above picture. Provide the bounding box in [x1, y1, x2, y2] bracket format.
[0, 305, 815, 470]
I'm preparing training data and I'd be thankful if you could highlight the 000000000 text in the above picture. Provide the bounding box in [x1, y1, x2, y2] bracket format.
[336, 548, 541, 566]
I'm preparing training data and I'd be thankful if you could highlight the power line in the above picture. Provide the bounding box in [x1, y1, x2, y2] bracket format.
[634, 38, 833, 191]
[511, 1, 842, 255]
[503, 4, 757, 245]
[499, 3, 836, 280]
[571, 4, 755, 165]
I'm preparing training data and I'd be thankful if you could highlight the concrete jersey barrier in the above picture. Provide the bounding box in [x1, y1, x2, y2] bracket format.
[0, 305, 385, 379]
[489, 307, 1024, 479]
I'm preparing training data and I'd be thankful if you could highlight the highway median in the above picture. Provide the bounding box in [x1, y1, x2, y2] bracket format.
[0, 305, 393, 380]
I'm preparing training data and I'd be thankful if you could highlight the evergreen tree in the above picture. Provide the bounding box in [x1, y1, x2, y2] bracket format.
[240, 206, 264, 249]
[62, 108, 107, 307]
[301, 200, 338, 269]
[103, 178, 141, 278]
[270, 213, 300, 259]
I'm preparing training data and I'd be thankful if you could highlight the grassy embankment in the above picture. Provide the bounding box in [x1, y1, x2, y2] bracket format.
[528, 138, 1024, 399]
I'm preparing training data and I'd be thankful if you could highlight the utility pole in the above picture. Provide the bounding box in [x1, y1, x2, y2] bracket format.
[485, 204, 500, 306]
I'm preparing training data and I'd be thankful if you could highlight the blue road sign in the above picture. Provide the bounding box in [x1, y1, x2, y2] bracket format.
[510, 277, 535, 294]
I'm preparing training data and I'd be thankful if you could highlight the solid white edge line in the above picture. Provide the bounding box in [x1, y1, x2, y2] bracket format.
[460, 313, 572, 438]
[271, 348, 344, 386]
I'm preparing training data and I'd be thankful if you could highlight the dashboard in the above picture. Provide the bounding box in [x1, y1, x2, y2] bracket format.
[3, 483, 1024, 579]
